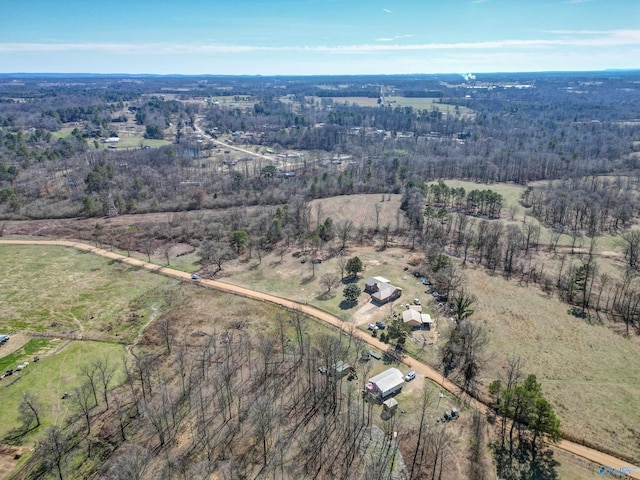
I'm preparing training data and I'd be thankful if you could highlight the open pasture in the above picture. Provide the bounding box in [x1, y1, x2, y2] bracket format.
[0, 245, 176, 342]
[0, 340, 124, 441]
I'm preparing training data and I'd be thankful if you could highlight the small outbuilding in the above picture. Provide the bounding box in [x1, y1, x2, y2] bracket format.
[382, 398, 399, 417]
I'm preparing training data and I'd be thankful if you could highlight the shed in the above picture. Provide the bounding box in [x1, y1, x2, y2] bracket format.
[382, 398, 398, 415]
[332, 361, 351, 378]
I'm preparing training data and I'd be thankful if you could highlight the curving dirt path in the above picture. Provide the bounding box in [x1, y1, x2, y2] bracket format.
[1, 239, 638, 477]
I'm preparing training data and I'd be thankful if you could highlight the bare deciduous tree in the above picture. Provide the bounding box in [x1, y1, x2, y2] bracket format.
[335, 219, 355, 251]
[101, 444, 150, 480]
[94, 356, 117, 410]
[320, 272, 340, 295]
[17, 392, 42, 434]
[39, 426, 68, 480]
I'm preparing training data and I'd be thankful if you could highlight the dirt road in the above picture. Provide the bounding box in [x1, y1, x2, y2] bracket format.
[1, 239, 637, 477]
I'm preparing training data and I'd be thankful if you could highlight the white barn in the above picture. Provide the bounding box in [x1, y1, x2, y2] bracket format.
[366, 368, 405, 398]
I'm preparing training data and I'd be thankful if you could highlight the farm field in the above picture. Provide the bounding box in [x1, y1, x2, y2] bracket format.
[0, 340, 124, 441]
[463, 265, 640, 462]
[308, 193, 403, 232]
[50, 127, 74, 139]
[99, 136, 171, 149]
[0, 245, 176, 342]
[386, 97, 474, 115]
[305, 95, 473, 115]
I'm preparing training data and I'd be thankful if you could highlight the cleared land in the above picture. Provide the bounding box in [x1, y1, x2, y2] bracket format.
[304, 96, 473, 115]
[99, 136, 171, 149]
[0, 245, 176, 342]
[464, 266, 640, 461]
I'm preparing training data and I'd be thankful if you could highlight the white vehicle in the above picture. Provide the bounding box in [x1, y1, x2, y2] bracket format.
[191, 274, 200, 280]
[405, 371, 416, 381]
[367, 323, 379, 331]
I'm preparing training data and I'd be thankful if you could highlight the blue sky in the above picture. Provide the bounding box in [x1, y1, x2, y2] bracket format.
[1, 0, 639, 75]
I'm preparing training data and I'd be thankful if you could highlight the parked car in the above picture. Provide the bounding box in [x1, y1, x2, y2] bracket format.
[15, 364, 27, 371]
[405, 371, 416, 381]
[375, 321, 386, 329]
[191, 273, 200, 280]
[0, 334, 9, 344]
[413, 298, 421, 305]
[368, 323, 378, 331]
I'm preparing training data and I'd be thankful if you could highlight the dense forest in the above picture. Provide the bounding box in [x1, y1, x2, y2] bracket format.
[0, 72, 639, 220]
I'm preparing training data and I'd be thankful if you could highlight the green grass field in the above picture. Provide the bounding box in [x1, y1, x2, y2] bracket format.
[0, 339, 52, 373]
[0, 245, 177, 342]
[0, 341, 124, 441]
[51, 127, 74, 139]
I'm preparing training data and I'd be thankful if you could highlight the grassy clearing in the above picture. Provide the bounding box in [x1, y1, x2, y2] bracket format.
[463, 265, 640, 461]
[114, 136, 171, 148]
[308, 193, 403, 231]
[0, 338, 52, 372]
[94, 136, 171, 149]
[386, 97, 473, 115]
[0, 340, 124, 441]
[51, 127, 74, 139]
[305, 96, 473, 115]
[426, 179, 525, 208]
[0, 245, 176, 342]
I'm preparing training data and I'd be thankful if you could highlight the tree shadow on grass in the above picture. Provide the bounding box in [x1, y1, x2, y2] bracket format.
[339, 300, 357, 310]
[2, 425, 39, 446]
[568, 307, 600, 325]
[492, 444, 559, 480]
[300, 275, 316, 286]
[316, 292, 336, 301]
[341, 276, 358, 285]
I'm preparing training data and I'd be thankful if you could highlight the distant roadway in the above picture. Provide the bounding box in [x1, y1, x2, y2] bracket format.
[0, 239, 637, 478]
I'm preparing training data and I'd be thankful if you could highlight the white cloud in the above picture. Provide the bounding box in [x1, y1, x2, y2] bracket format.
[1, 30, 639, 55]
[377, 34, 414, 42]
[471, 0, 489, 4]
[383, 8, 393, 14]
